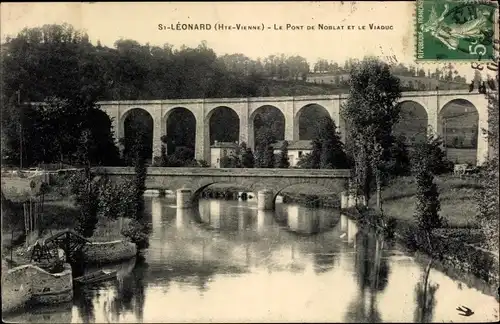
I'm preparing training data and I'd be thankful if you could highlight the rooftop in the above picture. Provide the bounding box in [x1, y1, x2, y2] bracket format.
[272, 140, 312, 150]
[211, 141, 239, 149]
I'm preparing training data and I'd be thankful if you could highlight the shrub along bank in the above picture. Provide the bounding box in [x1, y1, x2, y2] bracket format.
[343, 194, 499, 289]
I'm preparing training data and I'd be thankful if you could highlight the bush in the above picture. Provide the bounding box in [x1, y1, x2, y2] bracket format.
[121, 219, 152, 250]
[412, 135, 444, 233]
[69, 171, 101, 238]
[220, 155, 240, 168]
[410, 135, 453, 175]
[197, 159, 210, 167]
[97, 179, 136, 220]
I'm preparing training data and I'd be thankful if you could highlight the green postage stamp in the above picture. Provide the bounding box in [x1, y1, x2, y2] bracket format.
[416, 0, 498, 61]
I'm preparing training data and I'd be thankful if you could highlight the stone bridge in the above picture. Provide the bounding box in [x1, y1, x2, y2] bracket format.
[97, 90, 489, 165]
[92, 167, 353, 210]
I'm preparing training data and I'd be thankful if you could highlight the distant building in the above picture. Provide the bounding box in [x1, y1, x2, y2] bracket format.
[210, 141, 239, 168]
[271, 140, 312, 167]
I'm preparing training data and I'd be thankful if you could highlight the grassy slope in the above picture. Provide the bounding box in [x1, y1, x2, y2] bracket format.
[305, 73, 469, 91]
[376, 175, 481, 229]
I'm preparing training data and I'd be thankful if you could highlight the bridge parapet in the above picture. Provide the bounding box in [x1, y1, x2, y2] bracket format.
[92, 167, 351, 178]
[94, 167, 353, 210]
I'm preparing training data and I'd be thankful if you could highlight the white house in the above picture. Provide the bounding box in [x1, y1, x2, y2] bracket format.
[272, 140, 312, 167]
[210, 141, 239, 168]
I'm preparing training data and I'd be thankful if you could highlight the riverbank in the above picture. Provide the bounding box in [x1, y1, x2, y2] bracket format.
[1, 261, 73, 314]
[1, 193, 135, 266]
[376, 175, 483, 229]
[342, 204, 499, 293]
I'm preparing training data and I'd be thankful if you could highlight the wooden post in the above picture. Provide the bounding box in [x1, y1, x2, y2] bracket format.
[30, 198, 33, 235]
[66, 232, 70, 262]
[23, 202, 28, 247]
[10, 225, 14, 261]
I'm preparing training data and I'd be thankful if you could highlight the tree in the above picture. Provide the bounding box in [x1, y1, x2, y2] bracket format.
[410, 135, 453, 175]
[70, 171, 101, 238]
[475, 78, 499, 251]
[296, 152, 313, 169]
[220, 155, 240, 168]
[133, 137, 147, 217]
[277, 140, 290, 168]
[383, 134, 411, 177]
[239, 142, 255, 168]
[341, 58, 402, 209]
[255, 128, 276, 168]
[412, 135, 444, 233]
[310, 134, 322, 169]
[315, 117, 350, 169]
[120, 127, 151, 251]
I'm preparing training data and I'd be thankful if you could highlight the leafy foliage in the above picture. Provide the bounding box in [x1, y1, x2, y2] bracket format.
[255, 128, 276, 168]
[240, 142, 255, 168]
[410, 135, 453, 175]
[475, 84, 499, 251]
[317, 117, 350, 169]
[131, 134, 147, 218]
[277, 141, 290, 168]
[381, 134, 412, 178]
[220, 155, 240, 168]
[121, 219, 152, 250]
[341, 57, 402, 204]
[69, 171, 101, 238]
[412, 136, 444, 232]
[97, 179, 136, 220]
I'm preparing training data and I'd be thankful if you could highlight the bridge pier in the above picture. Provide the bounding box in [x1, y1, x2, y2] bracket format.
[341, 191, 366, 209]
[176, 188, 193, 209]
[257, 189, 274, 210]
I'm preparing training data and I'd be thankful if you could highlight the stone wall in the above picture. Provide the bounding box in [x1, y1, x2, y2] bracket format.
[93, 167, 351, 199]
[83, 239, 137, 264]
[1, 263, 73, 314]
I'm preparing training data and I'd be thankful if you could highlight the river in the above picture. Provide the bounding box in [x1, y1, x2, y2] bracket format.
[4, 197, 499, 323]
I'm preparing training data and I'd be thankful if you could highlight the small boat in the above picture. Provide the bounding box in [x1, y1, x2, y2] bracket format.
[74, 269, 117, 285]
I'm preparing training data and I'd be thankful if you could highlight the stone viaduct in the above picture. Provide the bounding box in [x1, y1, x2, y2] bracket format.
[92, 167, 353, 210]
[97, 89, 489, 165]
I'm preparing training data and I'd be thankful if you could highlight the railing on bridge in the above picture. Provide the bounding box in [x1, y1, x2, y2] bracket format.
[92, 167, 352, 178]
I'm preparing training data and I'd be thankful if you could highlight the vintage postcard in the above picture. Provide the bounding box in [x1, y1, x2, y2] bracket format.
[1, 1, 499, 323]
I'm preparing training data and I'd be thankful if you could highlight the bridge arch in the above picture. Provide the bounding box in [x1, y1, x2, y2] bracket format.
[205, 106, 240, 145]
[250, 105, 285, 151]
[121, 108, 154, 163]
[163, 107, 197, 157]
[295, 103, 332, 140]
[273, 182, 347, 206]
[187, 177, 349, 210]
[438, 98, 479, 164]
[394, 100, 429, 145]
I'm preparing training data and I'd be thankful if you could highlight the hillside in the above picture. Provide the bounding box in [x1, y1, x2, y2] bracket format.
[305, 73, 469, 92]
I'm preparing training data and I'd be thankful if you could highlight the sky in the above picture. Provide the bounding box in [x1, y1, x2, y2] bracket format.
[1, 1, 496, 82]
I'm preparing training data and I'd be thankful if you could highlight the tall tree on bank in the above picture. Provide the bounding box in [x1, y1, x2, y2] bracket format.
[255, 128, 276, 168]
[475, 77, 499, 251]
[239, 142, 255, 168]
[316, 117, 350, 169]
[341, 58, 402, 208]
[412, 135, 444, 233]
[277, 140, 290, 168]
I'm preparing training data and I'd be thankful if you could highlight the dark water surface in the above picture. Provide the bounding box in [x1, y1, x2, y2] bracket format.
[4, 197, 499, 323]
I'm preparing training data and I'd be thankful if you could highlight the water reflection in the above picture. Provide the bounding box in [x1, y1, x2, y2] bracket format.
[108, 255, 148, 322]
[3, 302, 73, 323]
[277, 204, 340, 235]
[5, 198, 499, 323]
[344, 232, 389, 323]
[413, 261, 439, 323]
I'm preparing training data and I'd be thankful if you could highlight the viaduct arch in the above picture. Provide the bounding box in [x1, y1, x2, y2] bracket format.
[98, 90, 489, 165]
